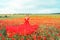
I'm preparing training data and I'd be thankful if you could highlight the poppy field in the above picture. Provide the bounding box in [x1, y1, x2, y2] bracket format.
[0, 14, 60, 40]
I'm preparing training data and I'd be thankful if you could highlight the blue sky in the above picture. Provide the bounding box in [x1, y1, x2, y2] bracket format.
[0, 0, 60, 14]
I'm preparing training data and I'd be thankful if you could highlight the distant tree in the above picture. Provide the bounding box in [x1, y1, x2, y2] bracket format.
[4, 15, 8, 18]
[52, 13, 60, 14]
[0, 16, 2, 18]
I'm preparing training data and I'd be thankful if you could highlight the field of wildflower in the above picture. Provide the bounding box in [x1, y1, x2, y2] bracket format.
[0, 14, 60, 40]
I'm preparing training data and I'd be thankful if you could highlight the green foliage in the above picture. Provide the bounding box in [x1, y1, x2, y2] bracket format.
[0, 27, 6, 37]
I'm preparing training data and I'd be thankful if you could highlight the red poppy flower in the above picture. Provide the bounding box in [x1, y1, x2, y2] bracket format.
[12, 38, 16, 40]
[27, 38, 30, 40]
[0, 33, 2, 36]
[2, 36, 5, 40]
[42, 36, 47, 40]
[33, 35, 37, 40]
[37, 36, 41, 40]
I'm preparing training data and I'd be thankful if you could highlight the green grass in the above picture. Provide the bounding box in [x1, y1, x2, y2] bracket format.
[0, 14, 60, 20]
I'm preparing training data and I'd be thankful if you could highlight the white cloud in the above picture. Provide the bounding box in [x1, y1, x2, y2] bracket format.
[0, 0, 35, 14]
[0, 8, 15, 14]
[0, 0, 59, 14]
[36, 8, 60, 13]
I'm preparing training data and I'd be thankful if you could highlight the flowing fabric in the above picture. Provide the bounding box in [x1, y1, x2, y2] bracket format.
[6, 17, 38, 36]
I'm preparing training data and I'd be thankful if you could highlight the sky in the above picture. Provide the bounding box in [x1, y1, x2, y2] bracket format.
[0, 0, 60, 14]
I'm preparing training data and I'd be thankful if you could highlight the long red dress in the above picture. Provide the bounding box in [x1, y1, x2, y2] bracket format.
[6, 17, 39, 36]
[18, 17, 38, 36]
